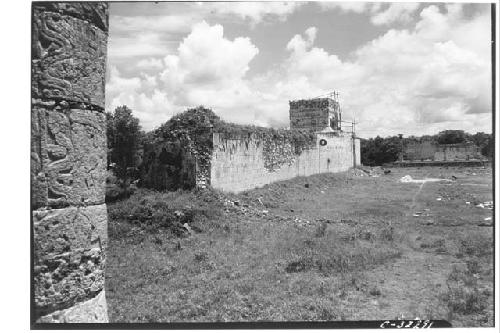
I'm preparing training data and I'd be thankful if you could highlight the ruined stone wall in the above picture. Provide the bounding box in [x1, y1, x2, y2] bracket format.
[434, 144, 482, 161]
[289, 98, 339, 131]
[404, 141, 436, 161]
[210, 132, 356, 193]
[31, 2, 109, 323]
[404, 142, 482, 161]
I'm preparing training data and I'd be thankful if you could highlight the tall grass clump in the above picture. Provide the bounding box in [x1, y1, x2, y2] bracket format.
[441, 264, 488, 319]
[282, 225, 402, 276]
[108, 187, 225, 238]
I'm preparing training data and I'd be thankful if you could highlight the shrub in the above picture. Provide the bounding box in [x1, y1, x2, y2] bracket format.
[420, 238, 446, 253]
[456, 233, 492, 258]
[107, 188, 224, 237]
[379, 226, 394, 242]
[284, 231, 402, 276]
[466, 259, 481, 275]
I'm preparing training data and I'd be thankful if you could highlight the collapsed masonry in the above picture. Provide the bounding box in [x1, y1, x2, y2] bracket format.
[31, 3, 109, 323]
[142, 97, 360, 193]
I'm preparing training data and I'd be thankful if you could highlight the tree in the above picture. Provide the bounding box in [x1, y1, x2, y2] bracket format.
[471, 132, 494, 158]
[106, 105, 143, 182]
[436, 130, 467, 145]
[361, 136, 400, 166]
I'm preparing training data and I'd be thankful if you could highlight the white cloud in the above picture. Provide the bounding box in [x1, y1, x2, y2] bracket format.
[319, 2, 419, 26]
[136, 58, 164, 71]
[286, 26, 317, 53]
[208, 1, 305, 23]
[319, 1, 376, 14]
[110, 15, 193, 33]
[173, 21, 258, 85]
[106, 67, 176, 130]
[371, 3, 420, 26]
[108, 14, 195, 60]
[108, 32, 173, 59]
[105, 66, 141, 95]
[153, 21, 260, 121]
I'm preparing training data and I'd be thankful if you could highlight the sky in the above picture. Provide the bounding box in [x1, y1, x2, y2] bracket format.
[105, 1, 493, 138]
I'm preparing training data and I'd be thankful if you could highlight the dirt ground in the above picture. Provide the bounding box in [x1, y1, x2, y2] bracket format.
[106, 165, 494, 326]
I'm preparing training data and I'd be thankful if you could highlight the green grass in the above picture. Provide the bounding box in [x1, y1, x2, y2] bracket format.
[106, 166, 494, 325]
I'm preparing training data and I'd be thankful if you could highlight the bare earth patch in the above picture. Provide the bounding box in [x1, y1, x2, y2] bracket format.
[106, 166, 493, 326]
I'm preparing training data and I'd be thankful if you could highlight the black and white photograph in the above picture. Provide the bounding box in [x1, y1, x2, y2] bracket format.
[27, 0, 497, 328]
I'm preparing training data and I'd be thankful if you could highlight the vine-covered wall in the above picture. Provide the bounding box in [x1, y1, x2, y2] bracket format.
[139, 107, 359, 193]
[210, 132, 359, 193]
[139, 107, 215, 191]
[139, 107, 317, 191]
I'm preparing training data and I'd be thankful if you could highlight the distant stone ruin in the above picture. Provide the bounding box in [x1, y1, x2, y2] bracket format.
[404, 141, 483, 162]
[142, 97, 360, 193]
[31, 2, 109, 323]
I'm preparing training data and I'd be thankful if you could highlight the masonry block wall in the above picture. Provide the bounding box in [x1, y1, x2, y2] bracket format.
[210, 132, 358, 193]
[289, 98, 340, 131]
[433, 144, 482, 161]
[31, 2, 109, 323]
[404, 142, 482, 161]
[404, 141, 436, 161]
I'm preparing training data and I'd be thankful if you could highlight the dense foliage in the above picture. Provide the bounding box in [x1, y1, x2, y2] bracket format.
[361, 136, 401, 166]
[436, 130, 468, 144]
[470, 132, 494, 158]
[106, 105, 144, 181]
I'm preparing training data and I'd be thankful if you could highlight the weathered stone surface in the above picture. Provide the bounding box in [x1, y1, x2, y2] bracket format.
[289, 97, 340, 131]
[32, 5, 108, 108]
[33, 204, 107, 317]
[32, 2, 109, 323]
[33, 2, 108, 31]
[31, 105, 107, 209]
[211, 132, 357, 192]
[37, 290, 108, 323]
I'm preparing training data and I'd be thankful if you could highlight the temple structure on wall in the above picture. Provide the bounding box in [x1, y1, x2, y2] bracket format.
[141, 94, 360, 193]
[289, 97, 342, 132]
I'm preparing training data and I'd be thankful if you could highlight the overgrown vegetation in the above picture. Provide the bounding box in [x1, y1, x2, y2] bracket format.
[441, 264, 488, 319]
[140, 106, 318, 189]
[105, 105, 144, 201]
[360, 135, 401, 166]
[150, 106, 316, 158]
[108, 187, 225, 239]
[106, 105, 144, 180]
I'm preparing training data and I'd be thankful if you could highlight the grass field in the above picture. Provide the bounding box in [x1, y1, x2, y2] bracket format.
[106, 166, 494, 326]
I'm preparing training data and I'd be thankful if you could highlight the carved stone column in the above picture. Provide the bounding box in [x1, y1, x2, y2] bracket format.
[31, 2, 109, 323]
